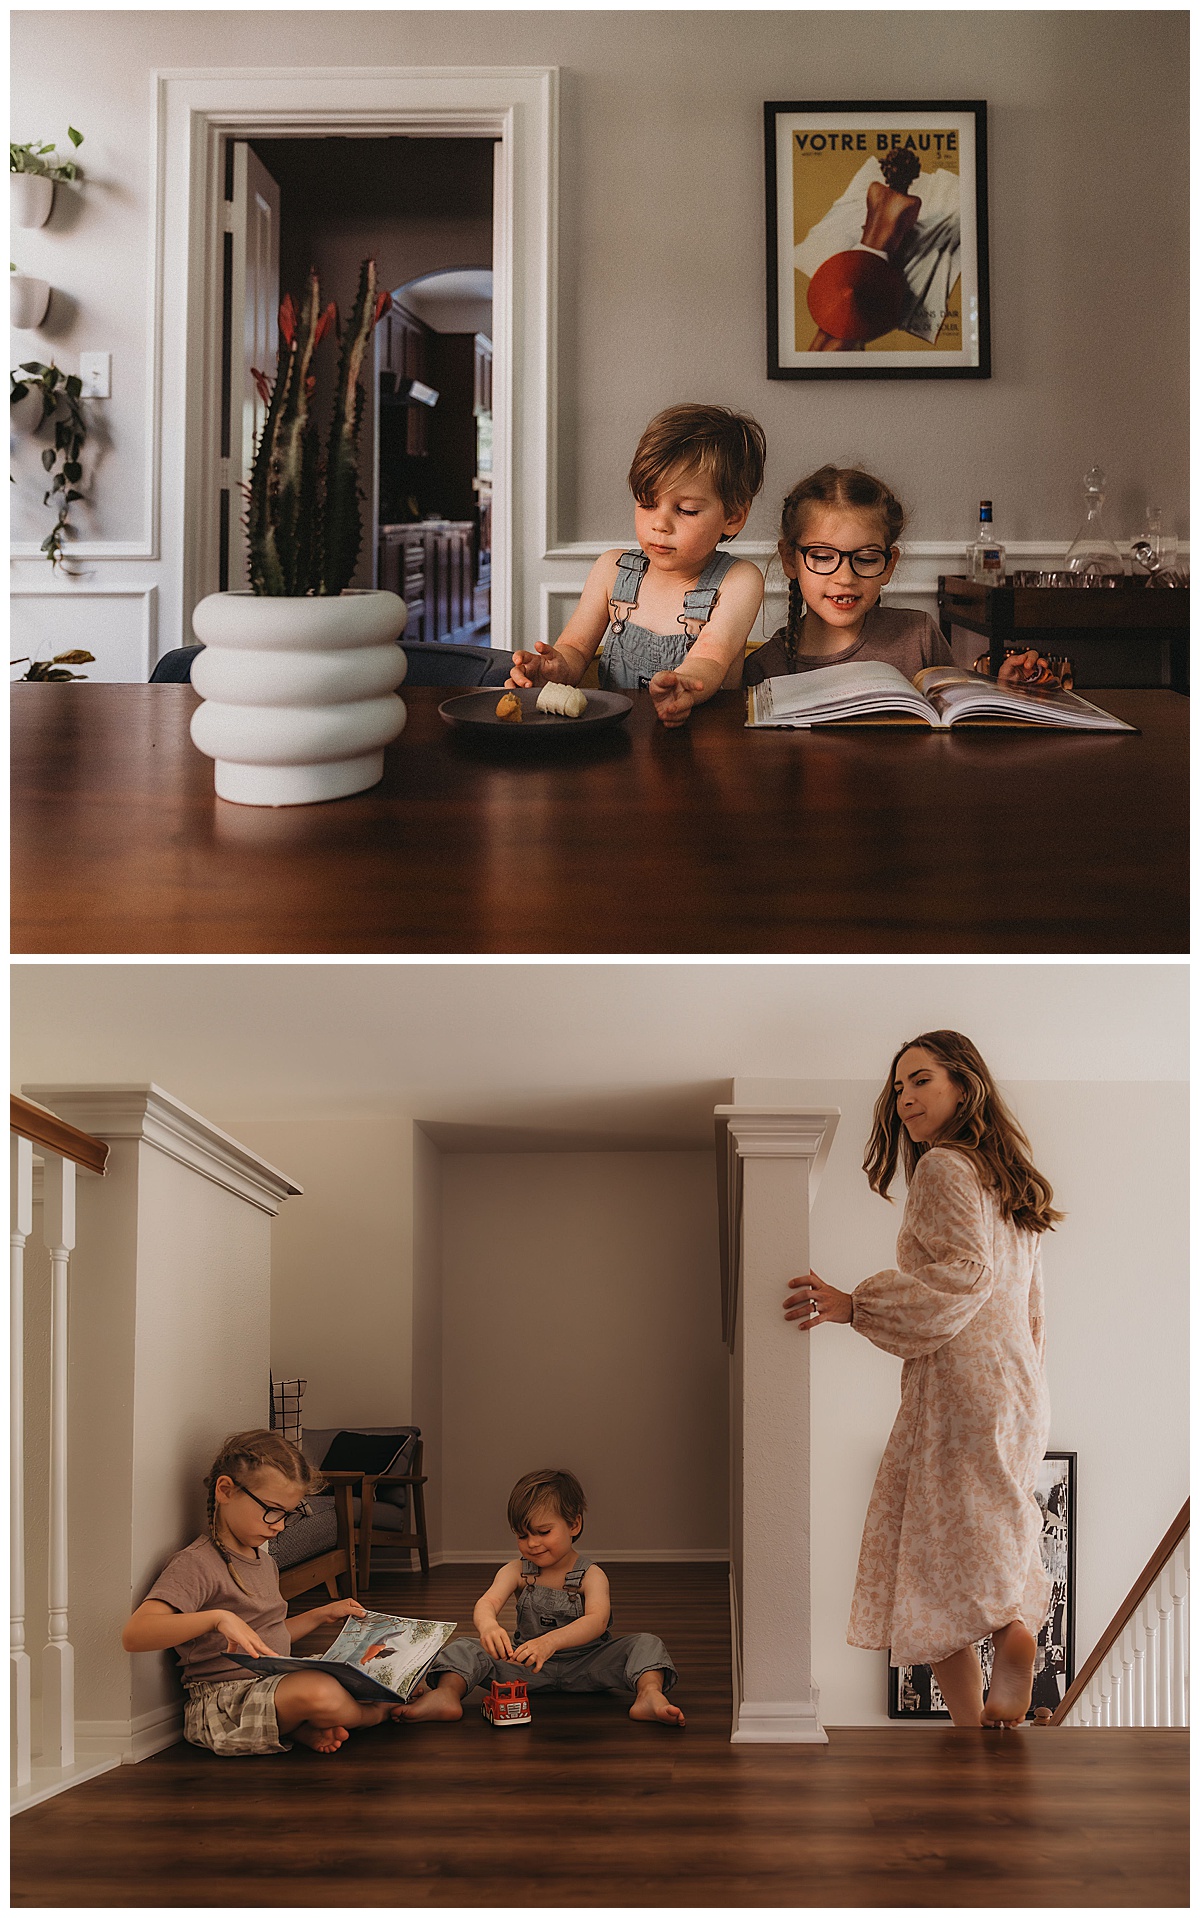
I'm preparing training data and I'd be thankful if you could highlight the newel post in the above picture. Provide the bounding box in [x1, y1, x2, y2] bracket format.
[715, 1103, 839, 1744]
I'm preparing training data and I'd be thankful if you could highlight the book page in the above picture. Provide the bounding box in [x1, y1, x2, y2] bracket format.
[751, 659, 936, 725]
[914, 666, 1135, 729]
[324, 1610, 456, 1700]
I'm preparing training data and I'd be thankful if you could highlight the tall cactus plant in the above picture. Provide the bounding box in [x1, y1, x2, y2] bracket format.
[246, 259, 390, 596]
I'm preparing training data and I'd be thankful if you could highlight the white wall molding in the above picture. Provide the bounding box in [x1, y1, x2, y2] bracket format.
[9, 585, 158, 682]
[22, 1085, 302, 1216]
[538, 577, 589, 650]
[537, 540, 1191, 640]
[155, 64, 557, 661]
[75, 1701, 182, 1765]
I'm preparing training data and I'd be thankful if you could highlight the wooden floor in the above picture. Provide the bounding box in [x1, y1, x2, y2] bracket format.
[11, 1564, 1188, 1908]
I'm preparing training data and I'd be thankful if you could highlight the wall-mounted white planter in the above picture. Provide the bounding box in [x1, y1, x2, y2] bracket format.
[11, 172, 55, 228]
[9, 384, 44, 435]
[11, 273, 52, 329]
[189, 589, 409, 805]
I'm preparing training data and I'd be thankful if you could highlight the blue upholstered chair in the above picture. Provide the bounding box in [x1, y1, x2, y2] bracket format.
[149, 641, 511, 688]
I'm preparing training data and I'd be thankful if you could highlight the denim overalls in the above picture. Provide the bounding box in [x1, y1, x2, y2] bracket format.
[429, 1555, 678, 1695]
[598, 549, 738, 691]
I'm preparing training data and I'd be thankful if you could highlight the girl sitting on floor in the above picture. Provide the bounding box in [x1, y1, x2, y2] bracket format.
[122, 1429, 388, 1757]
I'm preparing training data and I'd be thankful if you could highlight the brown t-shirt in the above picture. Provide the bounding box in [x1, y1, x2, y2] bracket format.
[144, 1533, 291, 1685]
[743, 605, 952, 686]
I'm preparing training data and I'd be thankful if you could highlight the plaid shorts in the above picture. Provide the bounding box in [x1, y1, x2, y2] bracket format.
[184, 1675, 291, 1756]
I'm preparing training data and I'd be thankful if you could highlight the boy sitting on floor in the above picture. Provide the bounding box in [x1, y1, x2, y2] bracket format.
[402, 1467, 683, 1727]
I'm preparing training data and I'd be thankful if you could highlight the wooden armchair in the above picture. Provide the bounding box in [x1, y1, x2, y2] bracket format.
[302, 1426, 430, 1592]
[270, 1477, 358, 1603]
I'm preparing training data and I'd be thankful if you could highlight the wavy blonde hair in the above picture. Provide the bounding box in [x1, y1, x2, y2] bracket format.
[862, 1030, 1063, 1234]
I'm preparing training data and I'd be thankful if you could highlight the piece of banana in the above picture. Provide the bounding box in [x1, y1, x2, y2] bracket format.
[536, 683, 587, 719]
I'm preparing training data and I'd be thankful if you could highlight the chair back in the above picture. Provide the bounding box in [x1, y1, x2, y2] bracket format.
[303, 1425, 420, 1510]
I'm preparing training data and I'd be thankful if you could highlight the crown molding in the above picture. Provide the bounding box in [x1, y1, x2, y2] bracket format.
[21, 1084, 302, 1215]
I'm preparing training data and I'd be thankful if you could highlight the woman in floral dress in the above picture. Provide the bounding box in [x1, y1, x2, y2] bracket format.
[784, 1030, 1061, 1728]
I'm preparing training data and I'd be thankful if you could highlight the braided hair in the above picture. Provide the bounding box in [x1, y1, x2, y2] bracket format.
[778, 465, 907, 668]
[204, 1428, 320, 1594]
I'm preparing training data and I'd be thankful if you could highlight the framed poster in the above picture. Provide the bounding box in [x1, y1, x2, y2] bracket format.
[888, 1451, 1077, 1720]
[765, 99, 990, 379]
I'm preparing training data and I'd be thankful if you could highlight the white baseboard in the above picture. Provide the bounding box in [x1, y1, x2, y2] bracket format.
[10, 1751, 122, 1816]
[433, 1547, 729, 1565]
[75, 1701, 183, 1764]
[728, 1564, 827, 1745]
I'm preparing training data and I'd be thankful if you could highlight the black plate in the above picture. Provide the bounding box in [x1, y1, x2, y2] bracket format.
[438, 687, 633, 736]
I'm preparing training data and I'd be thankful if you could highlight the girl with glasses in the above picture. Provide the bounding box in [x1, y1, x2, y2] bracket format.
[123, 1429, 389, 1756]
[744, 465, 1053, 689]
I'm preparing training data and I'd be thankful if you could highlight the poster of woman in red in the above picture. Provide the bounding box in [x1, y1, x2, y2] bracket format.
[766, 101, 991, 380]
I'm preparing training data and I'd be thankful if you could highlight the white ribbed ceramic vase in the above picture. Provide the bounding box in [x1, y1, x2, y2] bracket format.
[190, 589, 408, 806]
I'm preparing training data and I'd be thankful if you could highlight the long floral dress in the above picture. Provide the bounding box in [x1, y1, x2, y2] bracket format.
[847, 1146, 1051, 1667]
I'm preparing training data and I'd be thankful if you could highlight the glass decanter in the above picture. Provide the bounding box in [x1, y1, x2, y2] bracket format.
[1065, 464, 1126, 579]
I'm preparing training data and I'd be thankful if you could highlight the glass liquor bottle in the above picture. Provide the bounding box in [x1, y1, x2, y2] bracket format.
[1065, 465, 1125, 579]
[968, 501, 1006, 584]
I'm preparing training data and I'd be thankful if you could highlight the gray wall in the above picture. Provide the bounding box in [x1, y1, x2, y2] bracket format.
[10, 8, 1188, 554]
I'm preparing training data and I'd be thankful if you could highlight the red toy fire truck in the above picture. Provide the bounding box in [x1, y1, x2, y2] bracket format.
[482, 1678, 532, 1727]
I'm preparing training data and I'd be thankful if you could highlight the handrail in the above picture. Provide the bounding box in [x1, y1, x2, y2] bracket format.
[1051, 1499, 1189, 1724]
[10, 1094, 108, 1176]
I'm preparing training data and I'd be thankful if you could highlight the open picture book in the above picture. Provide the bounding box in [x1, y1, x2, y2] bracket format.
[745, 661, 1137, 732]
[230, 1609, 456, 1704]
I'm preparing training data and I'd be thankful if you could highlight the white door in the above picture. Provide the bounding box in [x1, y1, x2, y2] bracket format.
[225, 142, 280, 589]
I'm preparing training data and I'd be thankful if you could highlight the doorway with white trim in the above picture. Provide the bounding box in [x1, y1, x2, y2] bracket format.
[225, 136, 496, 647]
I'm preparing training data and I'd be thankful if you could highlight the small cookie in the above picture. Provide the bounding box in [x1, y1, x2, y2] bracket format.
[495, 691, 522, 723]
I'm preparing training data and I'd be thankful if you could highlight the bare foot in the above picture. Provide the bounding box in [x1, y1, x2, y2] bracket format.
[356, 1702, 392, 1729]
[399, 1683, 463, 1722]
[983, 1622, 1037, 1727]
[292, 1721, 350, 1754]
[629, 1686, 685, 1727]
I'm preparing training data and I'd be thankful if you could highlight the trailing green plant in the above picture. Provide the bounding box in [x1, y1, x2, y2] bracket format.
[247, 258, 390, 596]
[10, 128, 83, 181]
[10, 360, 89, 567]
[11, 649, 94, 681]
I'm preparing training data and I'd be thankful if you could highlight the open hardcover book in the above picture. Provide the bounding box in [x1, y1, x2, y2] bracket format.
[230, 1610, 456, 1704]
[746, 661, 1136, 732]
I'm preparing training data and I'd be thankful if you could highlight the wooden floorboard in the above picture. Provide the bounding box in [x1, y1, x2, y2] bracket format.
[10, 1563, 1188, 1908]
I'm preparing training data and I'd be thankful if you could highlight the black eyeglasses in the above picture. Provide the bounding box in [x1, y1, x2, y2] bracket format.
[231, 1479, 311, 1526]
[795, 545, 892, 578]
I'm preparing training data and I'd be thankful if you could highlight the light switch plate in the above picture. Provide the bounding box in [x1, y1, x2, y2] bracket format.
[78, 352, 111, 399]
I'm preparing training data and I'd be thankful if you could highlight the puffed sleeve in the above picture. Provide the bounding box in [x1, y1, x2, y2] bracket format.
[851, 1149, 993, 1359]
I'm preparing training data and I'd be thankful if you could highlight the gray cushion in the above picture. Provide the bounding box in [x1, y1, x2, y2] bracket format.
[267, 1493, 338, 1571]
[347, 1497, 413, 1532]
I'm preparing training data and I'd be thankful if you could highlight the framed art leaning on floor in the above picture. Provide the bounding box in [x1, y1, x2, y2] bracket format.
[888, 1452, 1077, 1719]
[766, 99, 991, 379]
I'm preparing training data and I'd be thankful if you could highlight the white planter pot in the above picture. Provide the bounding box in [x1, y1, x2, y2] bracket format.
[189, 589, 408, 805]
[11, 172, 56, 229]
[11, 273, 51, 329]
[9, 383, 44, 434]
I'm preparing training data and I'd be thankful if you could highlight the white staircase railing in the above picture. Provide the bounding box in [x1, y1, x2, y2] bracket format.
[1055, 1503, 1189, 1728]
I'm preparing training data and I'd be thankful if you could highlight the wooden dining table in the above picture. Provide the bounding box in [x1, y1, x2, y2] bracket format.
[10, 683, 1187, 955]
